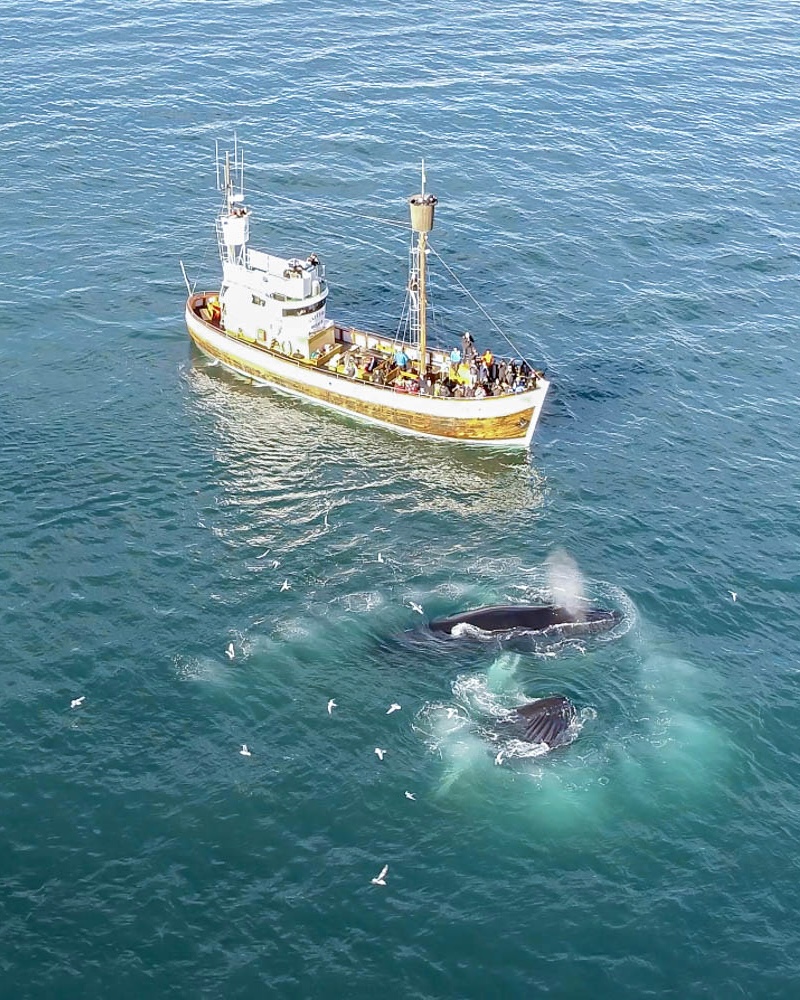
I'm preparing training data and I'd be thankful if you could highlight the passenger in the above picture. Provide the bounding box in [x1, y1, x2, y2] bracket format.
[461, 331, 476, 361]
[438, 381, 452, 397]
[394, 346, 410, 371]
[474, 384, 487, 399]
[449, 346, 461, 366]
[453, 384, 465, 398]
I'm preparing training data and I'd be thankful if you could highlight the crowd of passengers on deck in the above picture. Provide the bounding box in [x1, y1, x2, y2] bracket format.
[387, 330, 541, 397]
[330, 329, 541, 396]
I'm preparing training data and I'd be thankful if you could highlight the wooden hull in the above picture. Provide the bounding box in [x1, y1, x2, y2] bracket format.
[185, 294, 548, 448]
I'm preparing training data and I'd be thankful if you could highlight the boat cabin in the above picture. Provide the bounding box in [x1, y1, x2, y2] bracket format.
[218, 201, 333, 360]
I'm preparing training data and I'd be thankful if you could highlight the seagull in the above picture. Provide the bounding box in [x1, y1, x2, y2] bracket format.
[404, 791, 416, 800]
[494, 750, 504, 766]
[240, 744, 252, 757]
[327, 699, 337, 715]
[225, 642, 235, 660]
[377, 552, 384, 563]
[386, 703, 401, 715]
[729, 591, 737, 602]
[280, 579, 290, 592]
[272, 559, 280, 569]
[70, 696, 85, 709]
[323, 510, 329, 530]
[408, 601, 424, 615]
[255, 549, 271, 560]
[371, 864, 389, 886]
[374, 747, 386, 761]
[446, 707, 459, 719]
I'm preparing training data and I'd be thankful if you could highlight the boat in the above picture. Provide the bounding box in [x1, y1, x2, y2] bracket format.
[184, 145, 550, 448]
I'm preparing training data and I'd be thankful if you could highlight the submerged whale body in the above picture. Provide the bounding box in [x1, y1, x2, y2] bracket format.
[428, 603, 621, 637]
[498, 695, 577, 749]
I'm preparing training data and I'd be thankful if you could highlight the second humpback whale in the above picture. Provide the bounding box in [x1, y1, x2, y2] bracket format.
[501, 695, 578, 748]
[428, 603, 621, 638]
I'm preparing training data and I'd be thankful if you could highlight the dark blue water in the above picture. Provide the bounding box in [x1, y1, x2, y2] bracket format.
[3, 1, 800, 996]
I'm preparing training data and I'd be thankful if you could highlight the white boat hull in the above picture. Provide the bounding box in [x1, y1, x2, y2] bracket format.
[186, 297, 548, 448]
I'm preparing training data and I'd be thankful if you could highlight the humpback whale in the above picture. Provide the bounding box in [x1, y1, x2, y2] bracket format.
[428, 603, 621, 638]
[501, 695, 577, 748]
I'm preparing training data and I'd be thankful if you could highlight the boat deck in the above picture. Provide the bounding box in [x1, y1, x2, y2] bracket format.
[189, 292, 542, 401]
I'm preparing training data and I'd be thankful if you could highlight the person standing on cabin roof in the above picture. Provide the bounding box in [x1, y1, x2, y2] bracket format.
[394, 346, 410, 371]
[462, 331, 476, 361]
[449, 345, 461, 366]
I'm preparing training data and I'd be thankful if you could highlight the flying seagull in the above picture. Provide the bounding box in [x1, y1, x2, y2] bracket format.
[386, 703, 401, 715]
[408, 601, 424, 615]
[280, 579, 290, 592]
[272, 559, 280, 569]
[377, 552, 384, 563]
[70, 696, 85, 709]
[327, 699, 337, 715]
[240, 744, 252, 757]
[404, 791, 416, 800]
[494, 750, 504, 766]
[374, 747, 386, 761]
[371, 864, 389, 886]
[225, 642, 235, 660]
[729, 591, 737, 602]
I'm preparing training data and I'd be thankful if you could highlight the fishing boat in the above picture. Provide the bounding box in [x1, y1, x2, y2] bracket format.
[184, 146, 550, 448]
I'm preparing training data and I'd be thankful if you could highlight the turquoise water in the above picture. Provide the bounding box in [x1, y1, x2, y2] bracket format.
[2, 1, 800, 996]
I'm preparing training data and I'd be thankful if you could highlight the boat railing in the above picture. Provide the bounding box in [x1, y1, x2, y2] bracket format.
[191, 297, 541, 398]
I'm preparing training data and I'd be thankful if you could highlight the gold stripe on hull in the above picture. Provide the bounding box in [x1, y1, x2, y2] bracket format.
[186, 308, 540, 446]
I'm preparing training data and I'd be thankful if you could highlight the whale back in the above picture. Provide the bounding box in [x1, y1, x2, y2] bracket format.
[429, 603, 571, 634]
[428, 603, 621, 636]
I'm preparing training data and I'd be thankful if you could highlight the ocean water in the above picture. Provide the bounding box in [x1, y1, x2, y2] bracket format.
[2, 0, 800, 996]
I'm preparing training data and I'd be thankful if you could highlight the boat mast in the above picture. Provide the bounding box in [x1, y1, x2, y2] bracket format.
[216, 144, 249, 268]
[408, 165, 437, 380]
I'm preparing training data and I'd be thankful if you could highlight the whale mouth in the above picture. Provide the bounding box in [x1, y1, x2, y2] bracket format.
[511, 695, 577, 748]
[416, 685, 585, 777]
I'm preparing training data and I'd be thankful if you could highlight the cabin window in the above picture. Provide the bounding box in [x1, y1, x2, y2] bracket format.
[251, 294, 265, 306]
[283, 300, 324, 318]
